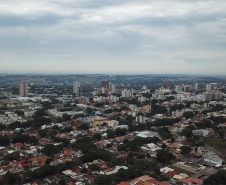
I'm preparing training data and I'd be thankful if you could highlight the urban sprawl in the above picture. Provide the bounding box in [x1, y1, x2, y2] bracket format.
[0, 74, 226, 185]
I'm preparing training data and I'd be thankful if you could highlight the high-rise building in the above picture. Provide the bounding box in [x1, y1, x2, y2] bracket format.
[206, 84, 212, 91]
[79, 86, 91, 98]
[20, 82, 28, 97]
[142, 85, 147, 90]
[194, 82, 199, 90]
[109, 83, 116, 92]
[167, 80, 170, 90]
[73, 82, 80, 94]
[102, 81, 110, 90]
[122, 89, 131, 98]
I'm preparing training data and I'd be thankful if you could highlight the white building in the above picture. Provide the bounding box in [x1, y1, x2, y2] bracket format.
[24, 111, 35, 118]
[136, 115, 146, 123]
[109, 83, 116, 93]
[142, 85, 147, 90]
[20, 83, 28, 97]
[172, 110, 184, 118]
[194, 82, 199, 90]
[204, 155, 222, 166]
[122, 89, 131, 98]
[138, 96, 147, 102]
[108, 120, 119, 127]
[192, 129, 209, 137]
[73, 82, 80, 94]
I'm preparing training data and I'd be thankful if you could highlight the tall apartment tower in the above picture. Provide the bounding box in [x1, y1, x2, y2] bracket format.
[102, 81, 110, 90]
[194, 82, 199, 90]
[109, 83, 116, 92]
[20, 80, 28, 97]
[167, 80, 171, 90]
[73, 82, 80, 94]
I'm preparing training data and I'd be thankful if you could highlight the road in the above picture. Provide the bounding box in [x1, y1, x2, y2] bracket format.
[205, 144, 226, 159]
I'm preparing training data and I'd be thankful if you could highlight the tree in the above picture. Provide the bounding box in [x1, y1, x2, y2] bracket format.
[0, 136, 10, 146]
[12, 134, 29, 144]
[2, 172, 18, 185]
[55, 163, 66, 172]
[94, 175, 113, 185]
[90, 164, 101, 171]
[137, 112, 144, 116]
[86, 107, 93, 114]
[38, 129, 47, 137]
[182, 128, 193, 137]
[204, 169, 226, 185]
[151, 99, 158, 104]
[160, 174, 170, 181]
[42, 144, 62, 155]
[150, 172, 159, 180]
[104, 109, 113, 114]
[15, 110, 24, 116]
[81, 168, 87, 173]
[217, 130, 225, 138]
[62, 114, 71, 121]
[156, 149, 175, 163]
[183, 111, 194, 119]
[180, 146, 192, 155]
[77, 123, 89, 130]
[110, 157, 120, 167]
[154, 167, 160, 175]
[53, 125, 59, 129]
[106, 129, 116, 138]
[93, 133, 102, 140]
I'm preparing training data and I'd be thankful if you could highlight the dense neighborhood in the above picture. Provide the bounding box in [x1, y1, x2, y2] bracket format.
[1, 78, 226, 185]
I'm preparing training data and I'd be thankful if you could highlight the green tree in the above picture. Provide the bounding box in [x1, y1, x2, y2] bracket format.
[156, 149, 175, 163]
[182, 128, 193, 137]
[2, 172, 18, 185]
[0, 136, 10, 146]
[86, 107, 93, 114]
[106, 129, 116, 138]
[93, 133, 102, 140]
[204, 169, 226, 185]
[53, 125, 59, 129]
[77, 123, 89, 130]
[110, 157, 120, 167]
[180, 146, 192, 155]
[55, 163, 66, 172]
[183, 111, 194, 119]
[104, 109, 113, 114]
[151, 99, 158, 104]
[62, 114, 71, 121]
[38, 129, 47, 137]
[94, 175, 113, 185]
[159, 174, 170, 181]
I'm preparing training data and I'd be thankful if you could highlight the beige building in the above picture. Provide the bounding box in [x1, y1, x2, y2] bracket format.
[142, 104, 151, 112]
[108, 120, 119, 127]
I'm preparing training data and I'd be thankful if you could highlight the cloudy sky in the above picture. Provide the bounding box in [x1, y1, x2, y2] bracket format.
[0, 0, 226, 74]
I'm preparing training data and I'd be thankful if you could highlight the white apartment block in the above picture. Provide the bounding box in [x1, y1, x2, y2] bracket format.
[24, 111, 35, 118]
[108, 120, 119, 127]
[138, 96, 147, 102]
[0, 112, 27, 125]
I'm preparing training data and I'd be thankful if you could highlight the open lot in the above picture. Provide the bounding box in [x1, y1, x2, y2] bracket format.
[206, 140, 226, 153]
[170, 165, 196, 177]
[0, 100, 7, 105]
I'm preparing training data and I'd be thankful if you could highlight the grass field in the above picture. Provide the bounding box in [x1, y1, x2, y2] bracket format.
[7, 106, 29, 110]
[206, 140, 225, 152]
[0, 100, 7, 105]
[170, 165, 195, 177]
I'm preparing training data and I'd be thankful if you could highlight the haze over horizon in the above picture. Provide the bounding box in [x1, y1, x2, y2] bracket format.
[1, 0, 226, 74]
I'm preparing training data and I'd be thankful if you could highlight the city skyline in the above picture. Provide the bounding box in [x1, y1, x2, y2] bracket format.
[1, 0, 226, 74]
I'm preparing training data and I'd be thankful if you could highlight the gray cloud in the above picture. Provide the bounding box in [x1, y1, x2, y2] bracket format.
[0, 0, 226, 74]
